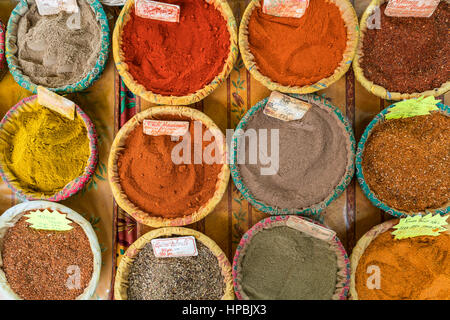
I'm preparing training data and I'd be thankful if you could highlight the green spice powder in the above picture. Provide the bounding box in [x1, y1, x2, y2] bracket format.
[239, 226, 338, 300]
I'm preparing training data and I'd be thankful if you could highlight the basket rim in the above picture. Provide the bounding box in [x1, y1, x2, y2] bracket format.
[229, 93, 356, 220]
[114, 226, 235, 300]
[5, 0, 110, 94]
[107, 106, 230, 228]
[353, 0, 450, 100]
[112, 0, 239, 105]
[238, 0, 360, 94]
[0, 95, 98, 202]
[355, 102, 450, 218]
[232, 215, 351, 300]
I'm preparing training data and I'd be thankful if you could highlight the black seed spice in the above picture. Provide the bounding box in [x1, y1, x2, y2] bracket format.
[127, 240, 225, 300]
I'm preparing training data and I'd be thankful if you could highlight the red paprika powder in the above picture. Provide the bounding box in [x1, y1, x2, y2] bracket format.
[117, 115, 223, 219]
[121, 0, 231, 96]
[247, 0, 347, 87]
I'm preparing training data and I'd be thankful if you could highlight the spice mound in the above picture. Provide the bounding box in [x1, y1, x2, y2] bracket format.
[355, 226, 450, 300]
[238, 102, 349, 210]
[121, 0, 230, 96]
[238, 226, 338, 300]
[16, 0, 102, 88]
[127, 240, 225, 300]
[362, 112, 450, 212]
[117, 115, 222, 219]
[247, 0, 347, 87]
[0, 103, 90, 195]
[1, 213, 94, 300]
[360, 2, 450, 93]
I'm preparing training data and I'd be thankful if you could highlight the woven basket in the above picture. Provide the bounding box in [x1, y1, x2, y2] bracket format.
[108, 106, 230, 228]
[239, 0, 359, 93]
[115, 227, 234, 300]
[229, 93, 356, 221]
[233, 215, 350, 300]
[0, 201, 102, 300]
[113, 0, 238, 105]
[0, 20, 6, 81]
[354, 0, 450, 100]
[6, 0, 110, 94]
[356, 102, 450, 218]
[0, 95, 98, 202]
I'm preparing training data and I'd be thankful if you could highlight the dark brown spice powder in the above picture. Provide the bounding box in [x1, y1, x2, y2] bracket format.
[361, 2, 450, 94]
[1, 212, 94, 300]
[362, 112, 450, 212]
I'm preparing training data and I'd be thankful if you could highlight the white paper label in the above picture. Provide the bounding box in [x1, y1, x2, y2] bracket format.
[151, 236, 198, 258]
[135, 0, 181, 22]
[286, 216, 336, 241]
[36, 0, 79, 16]
[264, 91, 312, 121]
[143, 120, 189, 136]
[385, 0, 440, 17]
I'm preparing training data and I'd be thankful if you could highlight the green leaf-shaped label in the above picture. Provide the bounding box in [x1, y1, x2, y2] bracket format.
[392, 214, 448, 240]
[385, 96, 440, 120]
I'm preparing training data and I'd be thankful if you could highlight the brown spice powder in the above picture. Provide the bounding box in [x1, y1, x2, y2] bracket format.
[361, 2, 450, 94]
[362, 112, 450, 212]
[1, 213, 94, 300]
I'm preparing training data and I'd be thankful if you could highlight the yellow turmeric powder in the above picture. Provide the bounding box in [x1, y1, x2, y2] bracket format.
[355, 229, 450, 300]
[5, 105, 90, 195]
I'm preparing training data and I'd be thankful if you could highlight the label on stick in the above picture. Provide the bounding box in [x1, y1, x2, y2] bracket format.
[135, 0, 180, 22]
[286, 216, 336, 242]
[385, 0, 440, 17]
[37, 86, 76, 120]
[262, 0, 309, 18]
[264, 91, 312, 121]
[151, 236, 198, 258]
[143, 119, 189, 136]
[36, 0, 79, 16]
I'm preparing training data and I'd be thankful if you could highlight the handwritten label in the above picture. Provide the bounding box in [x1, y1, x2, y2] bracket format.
[24, 209, 73, 231]
[135, 0, 180, 22]
[385, 0, 440, 17]
[151, 236, 198, 258]
[286, 216, 336, 241]
[392, 214, 448, 240]
[37, 86, 76, 120]
[143, 119, 189, 136]
[36, 0, 79, 16]
[264, 91, 312, 121]
[385, 96, 440, 120]
[262, 0, 309, 18]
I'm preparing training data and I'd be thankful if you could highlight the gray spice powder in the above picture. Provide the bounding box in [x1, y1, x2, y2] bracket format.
[127, 240, 225, 300]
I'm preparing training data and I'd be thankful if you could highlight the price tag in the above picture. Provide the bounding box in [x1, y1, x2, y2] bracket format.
[385, 96, 440, 120]
[24, 209, 73, 231]
[143, 119, 189, 136]
[151, 236, 198, 258]
[262, 0, 309, 18]
[36, 0, 79, 16]
[392, 214, 448, 240]
[385, 0, 440, 17]
[263, 91, 312, 121]
[286, 216, 336, 242]
[135, 0, 180, 23]
[37, 86, 76, 120]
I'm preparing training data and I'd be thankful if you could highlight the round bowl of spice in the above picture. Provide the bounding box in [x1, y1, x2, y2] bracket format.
[233, 215, 350, 300]
[230, 93, 355, 220]
[0, 201, 102, 300]
[113, 0, 238, 105]
[108, 106, 229, 227]
[5, 0, 110, 94]
[356, 98, 450, 217]
[239, 0, 359, 93]
[354, 0, 450, 100]
[115, 227, 234, 300]
[350, 218, 450, 300]
[0, 95, 98, 201]
[0, 20, 6, 81]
